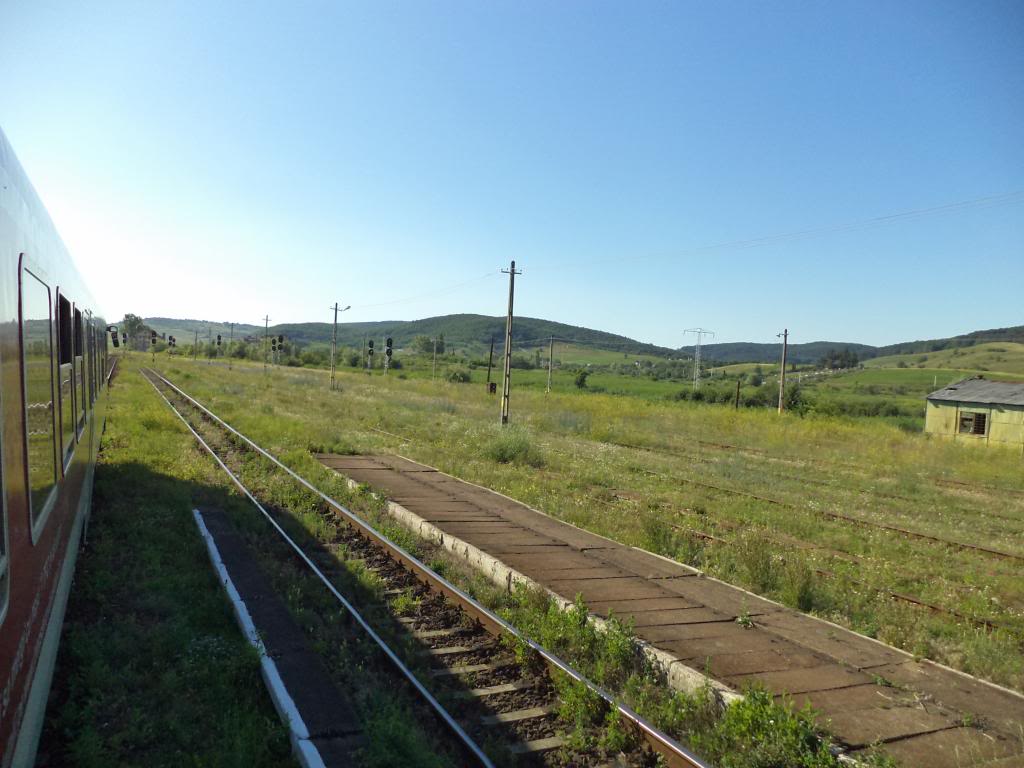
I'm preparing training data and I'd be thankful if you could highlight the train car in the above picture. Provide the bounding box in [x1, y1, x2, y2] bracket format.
[0, 127, 110, 766]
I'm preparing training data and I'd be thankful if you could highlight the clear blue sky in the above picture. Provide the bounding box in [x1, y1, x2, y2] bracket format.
[1, 1, 1021, 348]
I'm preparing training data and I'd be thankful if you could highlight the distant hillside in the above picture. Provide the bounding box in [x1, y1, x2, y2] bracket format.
[873, 325, 1024, 356]
[137, 315, 1024, 367]
[684, 325, 1024, 365]
[865, 341, 1024, 376]
[687, 340, 875, 365]
[142, 314, 675, 357]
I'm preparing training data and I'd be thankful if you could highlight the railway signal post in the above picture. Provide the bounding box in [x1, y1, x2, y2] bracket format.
[384, 337, 392, 375]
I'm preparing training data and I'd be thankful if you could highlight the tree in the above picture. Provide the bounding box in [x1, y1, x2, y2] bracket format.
[121, 313, 152, 350]
[412, 335, 433, 354]
[574, 369, 590, 389]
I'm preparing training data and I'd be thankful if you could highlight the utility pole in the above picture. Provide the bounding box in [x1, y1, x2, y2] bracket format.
[500, 260, 522, 424]
[329, 303, 351, 390]
[546, 336, 554, 393]
[432, 338, 437, 380]
[777, 328, 789, 414]
[228, 322, 235, 369]
[193, 329, 198, 361]
[263, 315, 271, 373]
[683, 328, 714, 391]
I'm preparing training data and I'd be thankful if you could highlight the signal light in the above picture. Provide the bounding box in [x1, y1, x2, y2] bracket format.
[216, 334, 222, 346]
[121, 332, 127, 345]
[150, 330, 157, 346]
[278, 334, 284, 344]
[385, 337, 393, 358]
[110, 331, 120, 348]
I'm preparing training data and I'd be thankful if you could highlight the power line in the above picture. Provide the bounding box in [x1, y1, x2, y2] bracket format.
[350, 270, 501, 310]
[538, 190, 1024, 272]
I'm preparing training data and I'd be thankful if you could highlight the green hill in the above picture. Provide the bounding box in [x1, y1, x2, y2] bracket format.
[142, 314, 675, 357]
[689, 340, 875, 365]
[864, 341, 1024, 376]
[136, 315, 1024, 371]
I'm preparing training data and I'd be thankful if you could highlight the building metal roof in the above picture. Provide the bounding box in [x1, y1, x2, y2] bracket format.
[927, 376, 1024, 406]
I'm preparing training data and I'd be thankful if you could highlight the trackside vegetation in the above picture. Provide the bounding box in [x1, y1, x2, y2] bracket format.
[149, 355, 1024, 695]
[131, 356, 896, 766]
[39, 359, 459, 767]
[37, 370, 293, 767]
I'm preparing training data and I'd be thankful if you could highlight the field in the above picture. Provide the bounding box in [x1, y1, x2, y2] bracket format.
[137, 352, 1024, 694]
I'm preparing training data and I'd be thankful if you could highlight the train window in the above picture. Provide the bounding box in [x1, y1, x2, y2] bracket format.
[88, 316, 97, 406]
[75, 307, 86, 429]
[22, 269, 59, 530]
[56, 293, 75, 468]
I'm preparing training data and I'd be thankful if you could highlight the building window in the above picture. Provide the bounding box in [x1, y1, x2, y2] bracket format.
[22, 269, 59, 526]
[56, 293, 75, 467]
[959, 412, 987, 436]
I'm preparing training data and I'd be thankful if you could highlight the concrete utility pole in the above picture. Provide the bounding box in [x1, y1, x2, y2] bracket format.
[193, 329, 198, 360]
[486, 335, 494, 388]
[684, 328, 714, 391]
[263, 315, 271, 373]
[500, 260, 522, 424]
[546, 336, 554, 393]
[228, 322, 235, 369]
[432, 338, 437, 380]
[329, 303, 351, 390]
[778, 328, 789, 414]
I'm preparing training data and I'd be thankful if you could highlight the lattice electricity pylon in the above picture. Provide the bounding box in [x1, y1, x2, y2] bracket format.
[683, 328, 715, 390]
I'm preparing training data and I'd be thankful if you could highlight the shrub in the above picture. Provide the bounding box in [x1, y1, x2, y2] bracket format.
[574, 369, 590, 389]
[446, 368, 471, 383]
[483, 426, 545, 467]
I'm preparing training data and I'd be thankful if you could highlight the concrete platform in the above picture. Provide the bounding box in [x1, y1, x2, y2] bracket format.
[195, 507, 365, 767]
[321, 453, 1024, 766]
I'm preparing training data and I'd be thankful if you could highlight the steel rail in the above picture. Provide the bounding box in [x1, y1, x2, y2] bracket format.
[105, 357, 119, 387]
[145, 367, 712, 768]
[139, 370, 496, 768]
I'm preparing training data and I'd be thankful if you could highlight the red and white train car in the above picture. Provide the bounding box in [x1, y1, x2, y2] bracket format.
[0, 127, 109, 766]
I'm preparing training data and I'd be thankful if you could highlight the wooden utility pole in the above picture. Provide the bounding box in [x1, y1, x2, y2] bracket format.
[193, 329, 198, 360]
[500, 260, 522, 424]
[546, 336, 554, 393]
[778, 328, 789, 414]
[735, 379, 741, 409]
[228, 322, 235, 369]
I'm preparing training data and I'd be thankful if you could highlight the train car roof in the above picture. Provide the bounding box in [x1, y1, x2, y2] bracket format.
[0, 126, 103, 316]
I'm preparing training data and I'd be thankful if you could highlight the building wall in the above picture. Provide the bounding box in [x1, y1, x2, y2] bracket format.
[925, 400, 1024, 447]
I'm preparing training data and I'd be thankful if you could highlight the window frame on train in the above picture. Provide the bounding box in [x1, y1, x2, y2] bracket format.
[73, 305, 86, 435]
[20, 259, 60, 543]
[55, 291, 76, 470]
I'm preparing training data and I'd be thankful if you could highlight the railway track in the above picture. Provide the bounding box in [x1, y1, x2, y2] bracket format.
[140, 368, 709, 768]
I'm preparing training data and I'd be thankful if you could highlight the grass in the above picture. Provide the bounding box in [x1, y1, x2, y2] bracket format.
[142, 352, 1024, 695]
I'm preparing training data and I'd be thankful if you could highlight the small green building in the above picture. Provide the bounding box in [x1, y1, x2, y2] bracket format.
[925, 376, 1024, 448]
